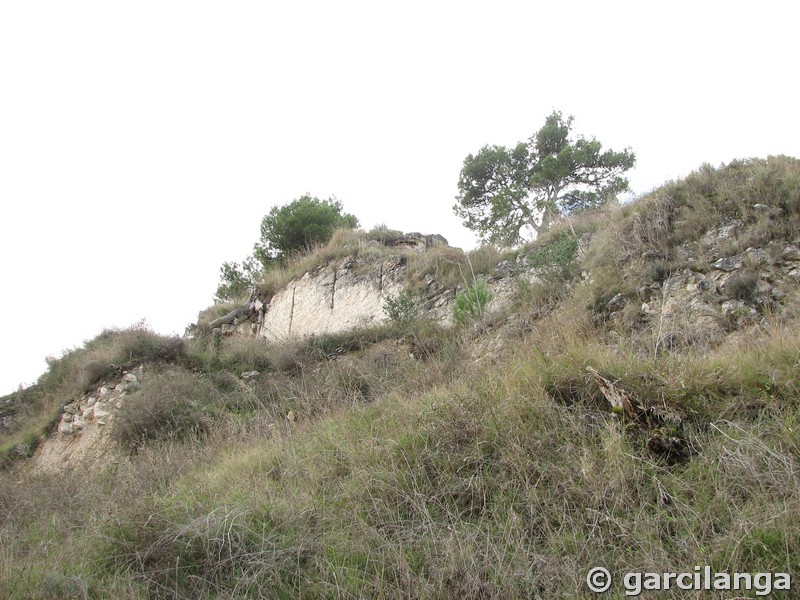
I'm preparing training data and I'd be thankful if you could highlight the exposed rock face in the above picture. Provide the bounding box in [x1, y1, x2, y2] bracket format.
[32, 368, 143, 473]
[205, 220, 799, 354]
[384, 232, 449, 251]
[254, 242, 540, 342]
[632, 224, 800, 347]
[259, 256, 408, 342]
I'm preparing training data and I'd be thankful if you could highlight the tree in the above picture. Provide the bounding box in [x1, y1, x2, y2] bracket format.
[215, 256, 260, 303]
[253, 195, 359, 266]
[454, 111, 635, 245]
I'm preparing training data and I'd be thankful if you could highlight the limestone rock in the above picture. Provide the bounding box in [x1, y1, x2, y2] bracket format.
[713, 257, 743, 272]
[495, 260, 513, 277]
[721, 299, 757, 317]
[384, 232, 448, 251]
[259, 255, 407, 342]
[744, 247, 768, 265]
[781, 245, 800, 261]
[93, 402, 111, 420]
[752, 203, 784, 218]
[241, 370, 259, 380]
[58, 421, 73, 434]
[717, 223, 740, 240]
[116, 381, 141, 393]
[606, 293, 627, 313]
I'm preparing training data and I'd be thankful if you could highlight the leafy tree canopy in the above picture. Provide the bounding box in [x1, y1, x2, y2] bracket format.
[215, 256, 260, 303]
[254, 195, 359, 266]
[215, 195, 359, 303]
[454, 111, 635, 245]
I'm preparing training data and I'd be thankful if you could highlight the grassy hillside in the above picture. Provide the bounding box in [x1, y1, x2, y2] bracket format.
[1, 157, 799, 598]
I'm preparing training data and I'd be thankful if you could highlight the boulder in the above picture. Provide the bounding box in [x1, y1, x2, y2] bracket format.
[717, 223, 740, 240]
[781, 246, 800, 261]
[744, 247, 768, 265]
[712, 257, 743, 272]
[721, 299, 757, 317]
[93, 402, 111, 420]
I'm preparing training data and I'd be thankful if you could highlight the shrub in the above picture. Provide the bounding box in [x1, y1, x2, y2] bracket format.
[112, 371, 213, 453]
[724, 272, 760, 303]
[406, 245, 467, 292]
[79, 359, 111, 390]
[453, 279, 492, 326]
[524, 231, 579, 283]
[113, 328, 185, 364]
[466, 245, 510, 275]
[383, 290, 421, 327]
[403, 320, 458, 361]
[366, 223, 405, 245]
[642, 258, 670, 283]
[217, 336, 274, 373]
[254, 195, 360, 266]
[215, 256, 261, 303]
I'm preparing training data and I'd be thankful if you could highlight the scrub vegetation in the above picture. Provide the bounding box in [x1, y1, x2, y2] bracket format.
[1, 156, 800, 598]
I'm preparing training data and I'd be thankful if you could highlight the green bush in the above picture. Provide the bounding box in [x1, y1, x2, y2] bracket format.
[453, 279, 492, 326]
[215, 256, 261, 303]
[254, 195, 360, 266]
[383, 290, 421, 327]
[112, 371, 213, 453]
[115, 328, 185, 364]
[525, 231, 579, 283]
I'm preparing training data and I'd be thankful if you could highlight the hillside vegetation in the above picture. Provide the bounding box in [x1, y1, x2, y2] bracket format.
[2, 156, 800, 598]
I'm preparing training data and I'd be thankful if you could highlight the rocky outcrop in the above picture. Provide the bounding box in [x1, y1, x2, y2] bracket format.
[259, 255, 409, 342]
[207, 222, 800, 351]
[384, 232, 449, 251]
[32, 368, 143, 473]
[634, 229, 800, 347]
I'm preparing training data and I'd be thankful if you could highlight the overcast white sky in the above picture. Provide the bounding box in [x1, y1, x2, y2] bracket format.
[1, 1, 798, 394]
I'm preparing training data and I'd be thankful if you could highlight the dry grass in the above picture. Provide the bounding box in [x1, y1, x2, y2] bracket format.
[3, 158, 800, 597]
[0, 325, 185, 468]
[3, 300, 798, 598]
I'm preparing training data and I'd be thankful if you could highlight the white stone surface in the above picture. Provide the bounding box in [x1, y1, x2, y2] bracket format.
[259, 258, 406, 342]
[93, 402, 111, 419]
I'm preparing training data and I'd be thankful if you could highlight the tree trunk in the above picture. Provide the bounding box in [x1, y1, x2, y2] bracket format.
[207, 289, 260, 329]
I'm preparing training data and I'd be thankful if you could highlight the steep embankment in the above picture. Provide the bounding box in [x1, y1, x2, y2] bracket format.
[2, 157, 800, 599]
